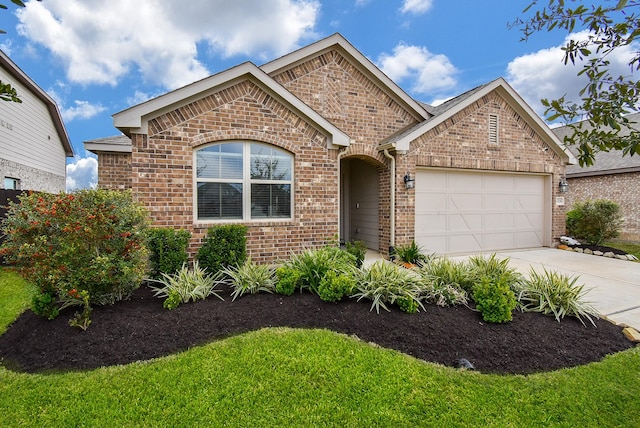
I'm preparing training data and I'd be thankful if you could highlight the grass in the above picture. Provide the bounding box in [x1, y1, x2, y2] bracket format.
[1, 269, 640, 427]
[605, 239, 640, 260]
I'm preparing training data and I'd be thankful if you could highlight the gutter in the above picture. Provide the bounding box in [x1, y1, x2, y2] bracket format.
[383, 149, 395, 254]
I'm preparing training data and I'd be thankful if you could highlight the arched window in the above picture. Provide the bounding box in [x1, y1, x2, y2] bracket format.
[195, 141, 293, 221]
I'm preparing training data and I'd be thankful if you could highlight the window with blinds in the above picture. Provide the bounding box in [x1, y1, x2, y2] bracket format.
[195, 142, 292, 221]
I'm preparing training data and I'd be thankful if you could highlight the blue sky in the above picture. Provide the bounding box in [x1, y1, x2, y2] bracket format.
[0, 0, 633, 190]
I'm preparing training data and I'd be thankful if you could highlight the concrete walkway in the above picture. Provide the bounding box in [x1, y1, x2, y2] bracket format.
[454, 248, 640, 331]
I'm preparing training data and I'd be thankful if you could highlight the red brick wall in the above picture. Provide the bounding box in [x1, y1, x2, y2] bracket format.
[96, 152, 132, 190]
[566, 172, 640, 240]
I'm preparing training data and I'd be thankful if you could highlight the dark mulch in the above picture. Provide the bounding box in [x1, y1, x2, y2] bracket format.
[567, 243, 628, 256]
[0, 284, 634, 375]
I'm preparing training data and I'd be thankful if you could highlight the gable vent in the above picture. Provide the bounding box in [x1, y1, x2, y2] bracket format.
[488, 114, 498, 146]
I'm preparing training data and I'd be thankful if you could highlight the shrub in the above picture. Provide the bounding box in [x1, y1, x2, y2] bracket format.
[0, 189, 149, 324]
[472, 276, 517, 323]
[317, 270, 356, 303]
[223, 259, 276, 301]
[146, 228, 191, 279]
[283, 246, 357, 295]
[566, 199, 623, 245]
[275, 266, 301, 296]
[149, 261, 224, 309]
[416, 256, 470, 303]
[345, 240, 367, 268]
[393, 240, 429, 265]
[465, 254, 523, 294]
[353, 261, 423, 313]
[517, 267, 598, 326]
[197, 224, 247, 273]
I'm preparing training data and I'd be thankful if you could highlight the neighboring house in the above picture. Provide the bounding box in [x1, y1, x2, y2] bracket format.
[553, 114, 640, 241]
[0, 50, 73, 193]
[85, 33, 575, 263]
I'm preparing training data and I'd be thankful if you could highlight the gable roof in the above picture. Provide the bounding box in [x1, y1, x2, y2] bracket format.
[0, 50, 73, 157]
[552, 113, 640, 177]
[381, 78, 577, 165]
[113, 61, 351, 148]
[84, 135, 132, 154]
[260, 33, 431, 123]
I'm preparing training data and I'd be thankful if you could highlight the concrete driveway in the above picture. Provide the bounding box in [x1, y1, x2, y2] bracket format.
[455, 248, 640, 331]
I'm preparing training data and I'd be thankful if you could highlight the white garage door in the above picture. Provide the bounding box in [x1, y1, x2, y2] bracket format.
[415, 169, 547, 254]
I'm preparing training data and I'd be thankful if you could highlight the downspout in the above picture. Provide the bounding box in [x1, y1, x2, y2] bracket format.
[383, 149, 395, 256]
[337, 147, 348, 245]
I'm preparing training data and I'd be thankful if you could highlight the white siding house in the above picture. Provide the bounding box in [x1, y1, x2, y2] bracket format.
[0, 50, 73, 193]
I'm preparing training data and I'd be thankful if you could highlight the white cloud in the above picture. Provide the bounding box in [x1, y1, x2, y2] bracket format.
[47, 83, 105, 121]
[400, 0, 433, 14]
[66, 156, 97, 191]
[378, 43, 458, 96]
[16, 0, 320, 90]
[506, 31, 640, 117]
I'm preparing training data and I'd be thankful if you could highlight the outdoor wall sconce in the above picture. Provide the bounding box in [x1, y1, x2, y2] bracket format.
[558, 175, 569, 193]
[404, 172, 415, 189]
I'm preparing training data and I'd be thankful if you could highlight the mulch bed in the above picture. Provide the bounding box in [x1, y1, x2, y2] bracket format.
[0, 284, 634, 375]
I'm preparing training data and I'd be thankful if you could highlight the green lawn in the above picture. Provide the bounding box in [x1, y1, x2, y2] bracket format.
[1, 269, 639, 427]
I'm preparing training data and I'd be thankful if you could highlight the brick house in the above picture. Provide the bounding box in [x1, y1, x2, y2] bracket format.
[553, 115, 640, 241]
[85, 33, 575, 263]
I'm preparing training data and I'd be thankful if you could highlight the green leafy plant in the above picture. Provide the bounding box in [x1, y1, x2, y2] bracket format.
[472, 276, 517, 323]
[394, 240, 430, 266]
[396, 296, 419, 314]
[317, 270, 356, 303]
[566, 199, 623, 245]
[149, 261, 224, 310]
[0, 189, 149, 326]
[415, 256, 470, 305]
[146, 228, 191, 279]
[344, 240, 367, 268]
[517, 267, 598, 327]
[465, 253, 523, 294]
[197, 224, 247, 273]
[353, 261, 424, 313]
[275, 266, 301, 296]
[66, 290, 92, 331]
[222, 259, 276, 301]
[283, 246, 357, 295]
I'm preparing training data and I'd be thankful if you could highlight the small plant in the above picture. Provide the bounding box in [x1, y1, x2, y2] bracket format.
[517, 267, 598, 327]
[149, 261, 224, 310]
[465, 254, 523, 294]
[416, 256, 470, 303]
[394, 240, 429, 266]
[566, 199, 623, 246]
[146, 228, 191, 279]
[472, 276, 517, 323]
[223, 259, 276, 301]
[67, 290, 92, 331]
[197, 224, 247, 273]
[317, 270, 357, 303]
[275, 266, 301, 296]
[353, 261, 423, 313]
[31, 290, 59, 320]
[344, 240, 367, 268]
[283, 246, 357, 294]
[396, 296, 419, 314]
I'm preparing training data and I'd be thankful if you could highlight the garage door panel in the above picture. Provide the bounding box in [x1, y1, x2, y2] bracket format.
[415, 170, 547, 254]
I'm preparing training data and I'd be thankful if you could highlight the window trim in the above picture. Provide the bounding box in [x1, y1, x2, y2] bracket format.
[193, 141, 294, 223]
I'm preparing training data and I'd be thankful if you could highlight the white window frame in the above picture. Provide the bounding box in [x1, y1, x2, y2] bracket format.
[194, 141, 294, 223]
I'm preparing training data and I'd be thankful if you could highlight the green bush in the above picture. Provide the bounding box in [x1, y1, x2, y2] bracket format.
[394, 240, 429, 265]
[465, 254, 523, 294]
[566, 199, 623, 245]
[353, 261, 423, 313]
[345, 240, 367, 268]
[149, 261, 224, 310]
[223, 259, 276, 301]
[317, 270, 356, 303]
[416, 256, 470, 301]
[472, 276, 517, 323]
[275, 266, 301, 296]
[0, 189, 149, 324]
[197, 224, 247, 273]
[146, 228, 191, 279]
[283, 246, 357, 295]
[517, 267, 598, 326]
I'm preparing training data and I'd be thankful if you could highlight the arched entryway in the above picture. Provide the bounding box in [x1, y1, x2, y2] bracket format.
[340, 157, 380, 250]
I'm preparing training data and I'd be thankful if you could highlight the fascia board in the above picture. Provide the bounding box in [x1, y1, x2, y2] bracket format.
[261, 33, 430, 121]
[84, 141, 132, 154]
